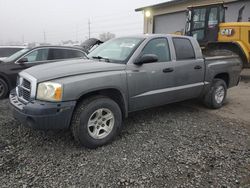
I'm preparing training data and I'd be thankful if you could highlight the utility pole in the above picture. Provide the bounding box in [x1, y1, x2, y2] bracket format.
[76, 25, 78, 42]
[43, 31, 46, 43]
[88, 19, 91, 39]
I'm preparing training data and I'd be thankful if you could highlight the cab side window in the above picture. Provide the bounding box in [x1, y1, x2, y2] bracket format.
[48, 49, 85, 60]
[24, 49, 49, 63]
[48, 49, 67, 60]
[141, 38, 171, 62]
[173, 38, 195, 60]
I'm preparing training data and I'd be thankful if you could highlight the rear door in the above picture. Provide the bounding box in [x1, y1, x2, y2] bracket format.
[127, 37, 176, 111]
[171, 37, 205, 100]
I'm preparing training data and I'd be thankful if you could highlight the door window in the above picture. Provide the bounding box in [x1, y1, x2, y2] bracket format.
[24, 49, 49, 63]
[48, 49, 67, 60]
[191, 8, 207, 41]
[48, 49, 85, 60]
[173, 38, 195, 60]
[141, 38, 170, 62]
[192, 30, 205, 41]
[193, 8, 206, 29]
[208, 7, 218, 27]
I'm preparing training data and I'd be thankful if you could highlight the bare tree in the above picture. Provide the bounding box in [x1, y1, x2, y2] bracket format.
[99, 32, 115, 42]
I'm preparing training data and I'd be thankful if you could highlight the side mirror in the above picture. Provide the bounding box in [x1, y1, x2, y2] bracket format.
[134, 54, 158, 65]
[18, 57, 28, 64]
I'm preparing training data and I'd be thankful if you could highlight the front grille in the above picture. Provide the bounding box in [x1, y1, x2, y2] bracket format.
[23, 79, 31, 90]
[17, 77, 31, 103]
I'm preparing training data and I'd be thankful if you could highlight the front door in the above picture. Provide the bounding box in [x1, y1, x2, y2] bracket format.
[126, 37, 175, 112]
[190, 7, 207, 45]
[206, 7, 220, 43]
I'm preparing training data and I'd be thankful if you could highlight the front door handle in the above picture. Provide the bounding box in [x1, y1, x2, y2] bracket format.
[163, 68, 174, 73]
[194, 65, 202, 70]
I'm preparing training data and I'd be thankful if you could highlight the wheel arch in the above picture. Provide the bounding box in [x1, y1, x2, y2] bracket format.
[76, 88, 128, 119]
[214, 72, 230, 88]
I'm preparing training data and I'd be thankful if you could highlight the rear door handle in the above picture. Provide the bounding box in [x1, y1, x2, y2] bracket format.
[194, 65, 202, 70]
[163, 68, 174, 73]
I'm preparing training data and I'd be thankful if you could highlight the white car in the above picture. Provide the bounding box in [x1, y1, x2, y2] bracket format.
[0, 46, 26, 60]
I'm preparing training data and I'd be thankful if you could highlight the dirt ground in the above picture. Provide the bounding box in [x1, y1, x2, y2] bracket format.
[169, 68, 250, 125]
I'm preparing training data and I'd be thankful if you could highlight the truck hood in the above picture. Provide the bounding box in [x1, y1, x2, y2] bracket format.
[23, 59, 126, 82]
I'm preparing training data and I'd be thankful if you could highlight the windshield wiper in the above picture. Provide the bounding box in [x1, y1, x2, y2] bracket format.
[92, 56, 110, 62]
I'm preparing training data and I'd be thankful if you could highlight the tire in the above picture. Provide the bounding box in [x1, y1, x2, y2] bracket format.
[203, 79, 227, 109]
[71, 95, 122, 149]
[0, 78, 9, 99]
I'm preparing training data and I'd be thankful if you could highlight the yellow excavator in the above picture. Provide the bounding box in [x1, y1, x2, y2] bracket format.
[184, 2, 250, 68]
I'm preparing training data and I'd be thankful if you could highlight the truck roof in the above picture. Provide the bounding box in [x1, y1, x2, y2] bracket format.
[118, 34, 195, 40]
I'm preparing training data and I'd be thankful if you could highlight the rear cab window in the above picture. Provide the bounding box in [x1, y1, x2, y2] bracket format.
[172, 38, 196, 60]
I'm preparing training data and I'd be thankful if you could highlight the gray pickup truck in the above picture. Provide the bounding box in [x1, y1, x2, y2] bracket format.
[10, 34, 242, 148]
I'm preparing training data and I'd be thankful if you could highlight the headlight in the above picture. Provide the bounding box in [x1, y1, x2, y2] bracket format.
[37, 82, 62, 102]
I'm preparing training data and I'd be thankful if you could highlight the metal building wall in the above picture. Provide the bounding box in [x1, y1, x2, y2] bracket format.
[152, 0, 249, 34]
[153, 11, 186, 34]
[225, 1, 250, 22]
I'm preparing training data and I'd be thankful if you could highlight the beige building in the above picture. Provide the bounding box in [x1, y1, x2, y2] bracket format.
[135, 0, 250, 34]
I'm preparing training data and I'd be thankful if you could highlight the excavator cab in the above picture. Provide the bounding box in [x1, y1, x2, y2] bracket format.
[185, 2, 250, 68]
[185, 3, 226, 46]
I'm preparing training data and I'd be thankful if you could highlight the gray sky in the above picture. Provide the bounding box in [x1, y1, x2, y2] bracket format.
[0, 0, 167, 44]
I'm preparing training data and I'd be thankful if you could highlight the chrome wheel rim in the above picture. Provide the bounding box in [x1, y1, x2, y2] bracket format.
[87, 108, 115, 139]
[0, 82, 4, 97]
[214, 86, 225, 104]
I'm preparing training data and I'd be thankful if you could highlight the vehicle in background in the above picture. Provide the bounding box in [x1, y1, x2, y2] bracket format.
[80, 38, 103, 54]
[185, 2, 250, 68]
[0, 46, 87, 99]
[10, 34, 242, 148]
[0, 46, 26, 60]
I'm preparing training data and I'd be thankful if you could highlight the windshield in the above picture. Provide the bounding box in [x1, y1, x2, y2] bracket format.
[87, 37, 144, 63]
[3, 48, 30, 62]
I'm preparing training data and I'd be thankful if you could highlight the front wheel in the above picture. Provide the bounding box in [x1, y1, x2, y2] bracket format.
[71, 95, 122, 149]
[203, 79, 227, 109]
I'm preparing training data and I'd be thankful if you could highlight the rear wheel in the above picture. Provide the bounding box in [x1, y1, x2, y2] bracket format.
[203, 79, 227, 109]
[0, 78, 8, 99]
[71, 95, 122, 148]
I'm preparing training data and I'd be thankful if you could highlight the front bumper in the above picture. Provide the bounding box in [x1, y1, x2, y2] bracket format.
[9, 90, 76, 130]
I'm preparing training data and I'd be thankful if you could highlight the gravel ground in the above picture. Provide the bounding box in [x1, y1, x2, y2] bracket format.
[0, 96, 250, 188]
